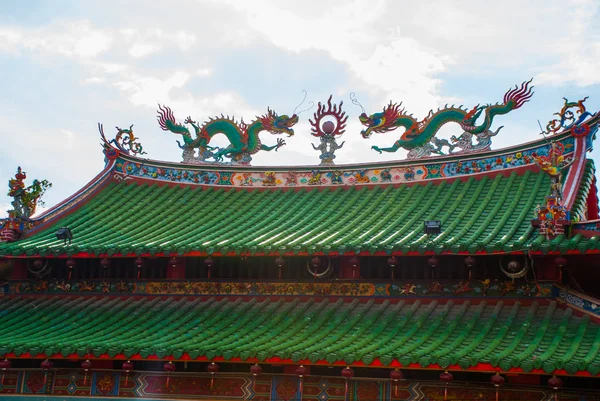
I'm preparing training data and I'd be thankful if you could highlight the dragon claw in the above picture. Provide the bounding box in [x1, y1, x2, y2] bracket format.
[371, 146, 382, 154]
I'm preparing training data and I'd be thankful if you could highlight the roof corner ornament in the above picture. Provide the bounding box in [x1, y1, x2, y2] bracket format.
[309, 95, 348, 166]
[1, 167, 52, 242]
[157, 94, 304, 165]
[531, 141, 575, 239]
[99, 123, 146, 158]
[357, 79, 534, 160]
[544, 97, 594, 136]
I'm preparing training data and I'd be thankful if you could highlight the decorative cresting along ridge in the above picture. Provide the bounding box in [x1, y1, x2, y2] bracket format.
[156, 102, 299, 165]
[357, 79, 534, 159]
[0, 167, 52, 243]
[112, 129, 582, 188]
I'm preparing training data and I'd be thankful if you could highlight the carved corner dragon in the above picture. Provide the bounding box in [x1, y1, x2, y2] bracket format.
[157, 105, 299, 165]
[356, 80, 534, 159]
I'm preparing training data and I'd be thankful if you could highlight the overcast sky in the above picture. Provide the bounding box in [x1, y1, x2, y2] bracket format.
[1, 0, 599, 217]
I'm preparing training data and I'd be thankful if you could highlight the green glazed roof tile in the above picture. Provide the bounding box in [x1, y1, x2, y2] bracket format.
[1, 160, 597, 256]
[0, 295, 599, 374]
[0, 171, 573, 256]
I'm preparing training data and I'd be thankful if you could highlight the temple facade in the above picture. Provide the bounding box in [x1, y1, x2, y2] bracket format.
[1, 84, 599, 400]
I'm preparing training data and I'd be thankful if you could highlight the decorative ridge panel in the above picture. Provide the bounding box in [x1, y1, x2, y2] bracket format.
[7, 279, 554, 298]
[112, 131, 581, 189]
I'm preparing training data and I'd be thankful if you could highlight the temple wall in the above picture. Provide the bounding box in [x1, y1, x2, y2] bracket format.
[0, 369, 597, 401]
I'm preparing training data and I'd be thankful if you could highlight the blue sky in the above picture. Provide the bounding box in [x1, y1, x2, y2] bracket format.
[1, 0, 599, 216]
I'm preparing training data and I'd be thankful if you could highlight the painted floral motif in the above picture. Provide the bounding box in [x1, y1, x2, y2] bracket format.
[275, 378, 297, 401]
[261, 172, 277, 186]
[11, 279, 555, 298]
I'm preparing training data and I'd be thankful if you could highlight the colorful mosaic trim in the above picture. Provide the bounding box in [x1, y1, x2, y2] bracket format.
[0, 370, 597, 400]
[113, 134, 579, 188]
[573, 219, 600, 232]
[554, 285, 600, 318]
[9, 279, 553, 298]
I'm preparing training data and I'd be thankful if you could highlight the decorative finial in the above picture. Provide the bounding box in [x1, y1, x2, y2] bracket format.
[6, 167, 52, 219]
[98, 123, 146, 157]
[546, 97, 593, 135]
[1, 167, 52, 242]
[309, 95, 348, 166]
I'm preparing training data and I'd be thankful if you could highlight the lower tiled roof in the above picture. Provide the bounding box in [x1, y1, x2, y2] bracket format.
[0, 296, 598, 375]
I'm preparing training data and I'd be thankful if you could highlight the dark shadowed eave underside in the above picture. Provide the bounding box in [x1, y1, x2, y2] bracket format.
[0, 162, 598, 257]
[0, 295, 599, 375]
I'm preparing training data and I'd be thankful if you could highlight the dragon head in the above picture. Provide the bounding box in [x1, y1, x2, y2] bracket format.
[259, 108, 299, 136]
[460, 105, 485, 131]
[359, 102, 403, 138]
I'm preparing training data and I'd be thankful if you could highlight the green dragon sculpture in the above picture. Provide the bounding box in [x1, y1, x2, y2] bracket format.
[356, 80, 534, 159]
[157, 105, 299, 165]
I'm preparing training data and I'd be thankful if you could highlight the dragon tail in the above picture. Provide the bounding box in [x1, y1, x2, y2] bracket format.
[157, 104, 190, 135]
[503, 79, 534, 110]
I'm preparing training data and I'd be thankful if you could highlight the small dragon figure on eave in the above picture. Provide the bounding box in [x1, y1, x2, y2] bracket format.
[157, 100, 302, 165]
[355, 80, 534, 159]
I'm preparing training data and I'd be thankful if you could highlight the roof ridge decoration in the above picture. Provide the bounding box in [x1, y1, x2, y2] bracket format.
[99, 123, 146, 157]
[0, 167, 52, 242]
[156, 97, 305, 165]
[309, 95, 348, 166]
[357, 79, 534, 159]
[545, 97, 593, 135]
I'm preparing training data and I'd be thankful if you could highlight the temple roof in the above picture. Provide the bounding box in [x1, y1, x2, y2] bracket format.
[0, 159, 595, 257]
[1, 100, 598, 257]
[0, 295, 598, 375]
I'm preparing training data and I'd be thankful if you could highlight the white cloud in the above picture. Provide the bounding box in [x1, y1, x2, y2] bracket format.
[0, 203, 10, 219]
[82, 76, 105, 84]
[114, 71, 192, 107]
[196, 68, 212, 77]
[535, 0, 600, 86]
[21, 20, 113, 60]
[129, 42, 161, 58]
